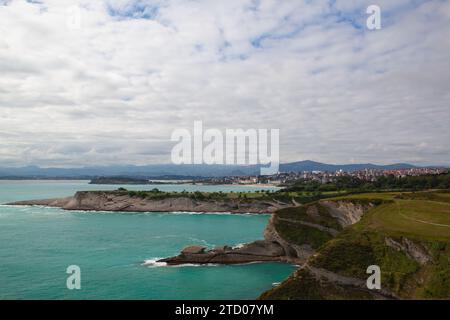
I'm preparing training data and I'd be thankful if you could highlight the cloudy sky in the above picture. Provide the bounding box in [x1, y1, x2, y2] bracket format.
[0, 0, 449, 167]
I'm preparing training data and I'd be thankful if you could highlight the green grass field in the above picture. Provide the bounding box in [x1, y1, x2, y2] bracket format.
[327, 192, 399, 201]
[328, 191, 450, 243]
[362, 201, 450, 242]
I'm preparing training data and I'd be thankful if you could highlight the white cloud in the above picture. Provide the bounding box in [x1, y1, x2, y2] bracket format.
[0, 0, 449, 167]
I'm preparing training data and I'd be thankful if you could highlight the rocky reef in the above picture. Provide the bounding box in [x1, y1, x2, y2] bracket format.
[158, 241, 290, 265]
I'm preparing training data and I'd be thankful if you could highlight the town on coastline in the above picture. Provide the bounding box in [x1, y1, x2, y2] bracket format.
[196, 167, 448, 186]
[88, 167, 449, 187]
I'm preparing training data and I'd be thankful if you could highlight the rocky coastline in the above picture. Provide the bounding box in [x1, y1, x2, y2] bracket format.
[8, 192, 372, 266]
[156, 200, 371, 266]
[158, 212, 314, 265]
[8, 190, 293, 214]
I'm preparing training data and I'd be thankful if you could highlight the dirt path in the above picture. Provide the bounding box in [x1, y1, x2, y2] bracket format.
[396, 203, 450, 228]
[306, 265, 398, 299]
[276, 217, 339, 236]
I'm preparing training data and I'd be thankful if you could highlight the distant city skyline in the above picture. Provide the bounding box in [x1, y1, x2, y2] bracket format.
[0, 0, 449, 167]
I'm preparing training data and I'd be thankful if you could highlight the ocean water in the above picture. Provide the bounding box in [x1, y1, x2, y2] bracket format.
[0, 181, 295, 300]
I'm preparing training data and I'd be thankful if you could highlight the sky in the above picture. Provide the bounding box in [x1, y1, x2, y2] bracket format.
[0, 0, 449, 167]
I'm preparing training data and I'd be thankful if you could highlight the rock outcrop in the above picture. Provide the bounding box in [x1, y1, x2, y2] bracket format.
[181, 246, 207, 255]
[306, 264, 398, 299]
[10, 197, 72, 208]
[158, 241, 288, 265]
[384, 237, 432, 265]
[320, 200, 373, 227]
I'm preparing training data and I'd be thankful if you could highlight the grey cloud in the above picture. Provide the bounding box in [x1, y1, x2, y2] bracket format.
[0, 0, 448, 167]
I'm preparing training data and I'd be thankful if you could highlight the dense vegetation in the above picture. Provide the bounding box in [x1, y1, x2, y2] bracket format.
[276, 203, 343, 230]
[275, 221, 333, 249]
[118, 187, 343, 203]
[285, 173, 450, 193]
[259, 268, 374, 300]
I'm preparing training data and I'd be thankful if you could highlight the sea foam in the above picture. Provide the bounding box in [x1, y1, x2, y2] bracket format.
[142, 258, 167, 267]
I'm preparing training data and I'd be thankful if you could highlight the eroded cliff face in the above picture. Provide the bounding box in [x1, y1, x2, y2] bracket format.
[319, 200, 373, 227]
[158, 241, 288, 265]
[384, 237, 432, 265]
[10, 197, 72, 207]
[258, 199, 412, 300]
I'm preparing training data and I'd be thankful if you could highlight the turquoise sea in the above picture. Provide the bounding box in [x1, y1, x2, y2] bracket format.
[0, 181, 295, 300]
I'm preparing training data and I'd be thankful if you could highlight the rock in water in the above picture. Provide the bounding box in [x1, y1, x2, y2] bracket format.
[158, 240, 290, 265]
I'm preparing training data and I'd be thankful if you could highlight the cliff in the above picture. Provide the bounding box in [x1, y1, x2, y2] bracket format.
[260, 193, 450, 300]
[158, 241, 288, 265]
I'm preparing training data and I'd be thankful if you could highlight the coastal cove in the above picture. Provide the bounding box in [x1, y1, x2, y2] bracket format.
[0, 180, 294, 300]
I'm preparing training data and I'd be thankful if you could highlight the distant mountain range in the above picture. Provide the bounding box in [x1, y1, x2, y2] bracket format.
[0, 160, 445, 179]
[280, 160, 419, 173]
